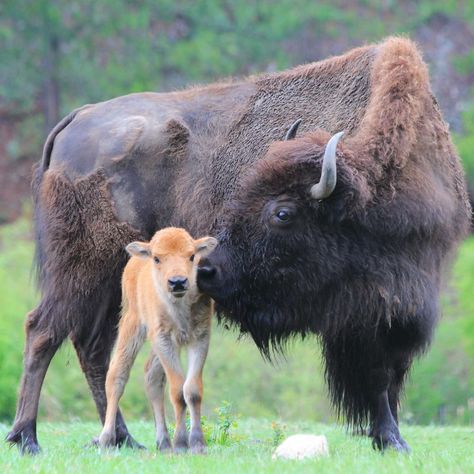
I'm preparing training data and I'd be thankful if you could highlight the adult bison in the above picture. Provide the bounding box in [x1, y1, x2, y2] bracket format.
[7, 37, 470, 454]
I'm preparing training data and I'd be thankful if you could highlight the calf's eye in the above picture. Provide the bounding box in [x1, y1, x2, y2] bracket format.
[154, 256, 160, 264]
[190, 255, 195, 262]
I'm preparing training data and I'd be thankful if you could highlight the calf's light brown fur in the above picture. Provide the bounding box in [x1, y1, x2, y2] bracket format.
[98, 227, 217, 453]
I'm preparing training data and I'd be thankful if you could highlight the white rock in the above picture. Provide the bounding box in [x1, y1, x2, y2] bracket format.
[272, 434, 329, 460]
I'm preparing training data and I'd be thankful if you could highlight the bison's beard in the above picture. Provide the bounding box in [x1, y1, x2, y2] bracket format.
[214, 271, 438, 431]
[213, 289, 322, 358]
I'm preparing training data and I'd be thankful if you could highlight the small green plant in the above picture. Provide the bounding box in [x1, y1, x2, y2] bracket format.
[271, 420, 286, 447]
[211, 401, 239, 446]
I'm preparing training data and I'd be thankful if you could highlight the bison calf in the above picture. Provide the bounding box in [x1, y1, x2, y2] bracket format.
[98, 227, 217, 453]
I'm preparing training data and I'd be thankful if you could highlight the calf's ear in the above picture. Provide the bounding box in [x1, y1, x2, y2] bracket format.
[126, 241, 151, 258]
[194, 237, 218, 257]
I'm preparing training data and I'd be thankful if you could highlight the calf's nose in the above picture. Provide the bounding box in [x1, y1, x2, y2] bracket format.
[168, 276, 188, 293]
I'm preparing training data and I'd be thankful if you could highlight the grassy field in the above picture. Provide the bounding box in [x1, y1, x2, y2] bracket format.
[0, 420, 473, 473]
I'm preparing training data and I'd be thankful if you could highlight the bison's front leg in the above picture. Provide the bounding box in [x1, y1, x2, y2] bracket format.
[368, 369, 410, 453]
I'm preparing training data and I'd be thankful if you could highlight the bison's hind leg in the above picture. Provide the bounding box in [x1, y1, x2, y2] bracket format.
[10, 168, 144, 452]
[6, 304, 69, 454]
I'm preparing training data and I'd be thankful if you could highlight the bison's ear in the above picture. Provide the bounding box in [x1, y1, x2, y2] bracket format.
[194, 237, 218, 258]
[126, 241, 151, 259]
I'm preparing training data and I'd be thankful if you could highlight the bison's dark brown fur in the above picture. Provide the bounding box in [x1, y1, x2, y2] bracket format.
[198, 38, 471, 451]
[7, 37, 470, 454]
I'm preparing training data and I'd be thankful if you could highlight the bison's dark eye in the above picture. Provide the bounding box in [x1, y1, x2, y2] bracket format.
[270, 206, 295, 227]
[276, 210, 290, 221]
[190, 254, 195, 262]
[154, 256, 160, 264]
[266, 200, 297, 229]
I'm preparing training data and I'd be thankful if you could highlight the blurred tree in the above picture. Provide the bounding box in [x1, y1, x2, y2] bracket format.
[1, 0, 473, 138]
[0, 0, 361, 138]
[0, 0, 163, 135]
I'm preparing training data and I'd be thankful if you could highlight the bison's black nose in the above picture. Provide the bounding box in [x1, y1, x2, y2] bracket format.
[168, 276, 188, 294]
[197, 264, 216, 279]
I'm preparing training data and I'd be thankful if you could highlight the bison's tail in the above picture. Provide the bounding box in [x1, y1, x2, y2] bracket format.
[31, 164, 45, 287]
[40, 104, 92, 172]
[31, 105, 91, 287]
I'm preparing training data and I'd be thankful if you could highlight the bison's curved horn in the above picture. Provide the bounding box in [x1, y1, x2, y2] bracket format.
[310, 131, 344, 200]
[285, 119, 302, 140]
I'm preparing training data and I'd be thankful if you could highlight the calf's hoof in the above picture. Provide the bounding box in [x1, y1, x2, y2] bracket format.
[189, 429, 206, 454]
[173, 435, 189, 454]
[98, 430, 116, 449]
[190, 442, 206, 455]
[94, 430, 144, 450]
[6, 425, 41, 455]
[157, 436, 172, 452]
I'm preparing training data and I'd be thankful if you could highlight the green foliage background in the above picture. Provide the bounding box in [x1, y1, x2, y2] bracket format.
[0, 0, 473, 427]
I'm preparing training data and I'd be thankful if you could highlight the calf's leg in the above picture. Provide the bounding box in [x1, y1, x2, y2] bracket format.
[184, 334, 210, 454]
[71, 295, 143, 449]
[98, 314, 146, 448]
[144, 352, 171, 451]
[153, 333, 187, 453]
[6, 305, 68, 455]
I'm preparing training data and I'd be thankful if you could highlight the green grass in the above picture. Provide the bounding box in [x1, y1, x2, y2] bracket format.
[1, 420, 473, 473]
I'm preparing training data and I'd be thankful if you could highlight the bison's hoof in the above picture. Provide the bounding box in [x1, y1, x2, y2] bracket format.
[19, 440, 41, 455]
[371, 430, 411, 453]
[118, 434, 145, 450]
[6, 428, 41, 455]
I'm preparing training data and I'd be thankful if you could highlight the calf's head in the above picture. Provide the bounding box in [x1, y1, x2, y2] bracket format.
[198, 125, 369, 350]
[127, 227, 217, 299]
